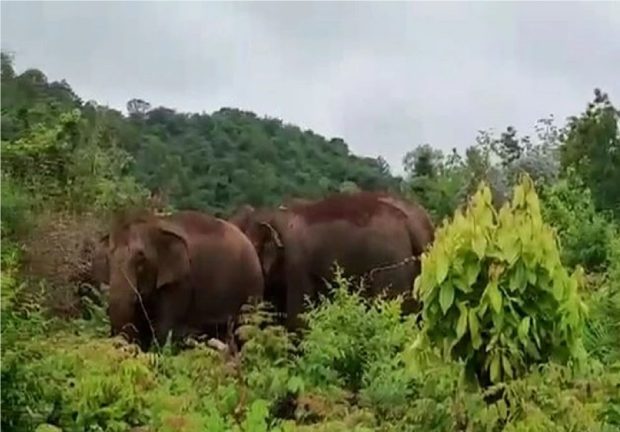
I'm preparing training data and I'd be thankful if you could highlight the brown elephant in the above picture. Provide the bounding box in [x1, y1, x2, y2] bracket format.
[99, 210, 264, 350]
[230, 191, 434, 331]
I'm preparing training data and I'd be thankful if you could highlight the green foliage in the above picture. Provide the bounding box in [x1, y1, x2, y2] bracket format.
[237, 302, 299, 411]
[128, 108, 398, 215]
[415, 175, 587, 385]
[298, 269, 417, 401]
[3, 53, 620, 432]
[541, 170, 617, 271]
[1, 106, 148, 213]
[402, 146, 467, 222]
[0, 174, 33, 236]
[2, 256, 618, 431]
[2, 53, 398, 217]
[583, 236, 620, 364]
[560, 89, 620, 219]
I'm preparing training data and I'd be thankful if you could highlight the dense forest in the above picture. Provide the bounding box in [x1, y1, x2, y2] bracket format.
[0, 52, 397, 216]
[2, 51, 620, 432]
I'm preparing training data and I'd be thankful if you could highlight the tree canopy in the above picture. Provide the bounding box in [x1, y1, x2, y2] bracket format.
[1, 53, 398, 216]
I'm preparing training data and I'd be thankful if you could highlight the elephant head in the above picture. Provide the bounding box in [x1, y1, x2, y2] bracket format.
[238, 209, 284, 277]
[228, 204, 256, 232]
[102, 215, 190, 346]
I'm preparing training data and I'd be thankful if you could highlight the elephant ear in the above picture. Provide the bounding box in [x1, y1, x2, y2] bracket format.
[154, 220, 190, 289]
[257, 222, 283, 276]
[228, 205, 255, 231]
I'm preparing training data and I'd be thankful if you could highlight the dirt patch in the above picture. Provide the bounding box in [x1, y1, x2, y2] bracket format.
[20, 211, 108, 318]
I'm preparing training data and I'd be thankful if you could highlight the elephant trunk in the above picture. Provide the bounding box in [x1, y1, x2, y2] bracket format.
[108, 269, 139, 343]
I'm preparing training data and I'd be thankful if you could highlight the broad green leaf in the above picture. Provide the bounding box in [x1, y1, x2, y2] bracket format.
[456, 302, 468, 340]
[518, 316, 530, 341]
[472, 233, 487, 259]
[513, 184, 525, 207]
[439, 283, 455, 314]
[487, 281, 502, 314]
[481, 185, 492, 205]
[287, 376, 305, 393]
[524, 341, 540, 360]
[413, 275, 421, 296]
[504, 236, 520, 265]
[496, 399, 508, 420]
[552, 279, 565, 301]
[469, 309, 482, 349]
[526, 270, 537, 285]
[465, 262, 480, 286]
[502, 355, 513, 379]
[436, 255, 449, 285]
[454, 275, 472, 293]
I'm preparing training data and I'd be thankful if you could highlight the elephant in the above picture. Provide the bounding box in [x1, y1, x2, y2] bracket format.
[99, 209, 264, 350]
[230, 191, 434, 331]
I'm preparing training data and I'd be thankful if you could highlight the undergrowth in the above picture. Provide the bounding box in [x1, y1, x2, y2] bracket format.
[2, 261, 619, 431]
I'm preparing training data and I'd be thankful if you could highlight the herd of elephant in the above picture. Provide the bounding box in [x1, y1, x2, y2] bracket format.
[91, 191, 435, 351]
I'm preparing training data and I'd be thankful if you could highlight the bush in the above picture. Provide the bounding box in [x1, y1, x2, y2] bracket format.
[541, 171, 616, 271]
[2, 260, 618, 431]
[0, 175, 34, 237]
[583, 235, 620, 363]
[237, 302, 300, 416]
[298, 270, 417, 394]
[414, 174, 587, 385]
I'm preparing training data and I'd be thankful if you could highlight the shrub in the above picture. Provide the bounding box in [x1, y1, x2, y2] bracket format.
[237, 302, 300, 415]
[541, 171, 616, 271]
[298, 269, 418, 410]
[0, 175, 34, 236]
[414, 174, 587, 385]
[583, 235, 620, 363]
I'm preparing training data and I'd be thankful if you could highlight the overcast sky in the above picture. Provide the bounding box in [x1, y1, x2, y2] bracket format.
[2, 2, 619, 173]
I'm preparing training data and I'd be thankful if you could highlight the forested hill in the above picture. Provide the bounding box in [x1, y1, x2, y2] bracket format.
[0, 54, 398, 215]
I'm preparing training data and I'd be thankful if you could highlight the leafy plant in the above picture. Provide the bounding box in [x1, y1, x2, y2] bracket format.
[583, 235, 620, 363]
[541, 170, 616, 271]
[298, 268, 418, 407]
[414, 174, 587, 385]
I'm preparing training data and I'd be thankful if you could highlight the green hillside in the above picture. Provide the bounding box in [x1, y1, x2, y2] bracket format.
[1, 53, 398, 216]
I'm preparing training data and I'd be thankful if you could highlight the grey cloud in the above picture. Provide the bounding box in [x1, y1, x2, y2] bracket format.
[2, 2, 619, 173]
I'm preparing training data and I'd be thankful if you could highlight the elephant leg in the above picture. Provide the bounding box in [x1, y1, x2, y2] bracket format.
[285, 266, 313, 332]
[152, 297, 178, 349]
[153, 317, 174, 348]
[369, 263, 419, 314]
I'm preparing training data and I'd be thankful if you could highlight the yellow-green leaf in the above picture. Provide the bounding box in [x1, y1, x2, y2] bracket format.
[502, 355, 513, 379]
[469, 309, 481, 349]
[518, 316, 530, 341]
[436, 255, 449, 285]
[439, 283, 455, 315]
[472, 233, 487, 259]
[552, 279, 565, 301]
[465, 262, 480, 287]
[456, 302, 468, 340]
[513, 184, 525, 207]
[496, 399, 508, 420]
[487, 281, 502, 314]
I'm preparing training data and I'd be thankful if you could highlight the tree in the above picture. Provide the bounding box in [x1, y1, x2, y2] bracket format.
[402, 144, 443, 179]
[126, 98, 151, 118]
[497, 126, 523, 167]
[560, 89, 620, 218]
